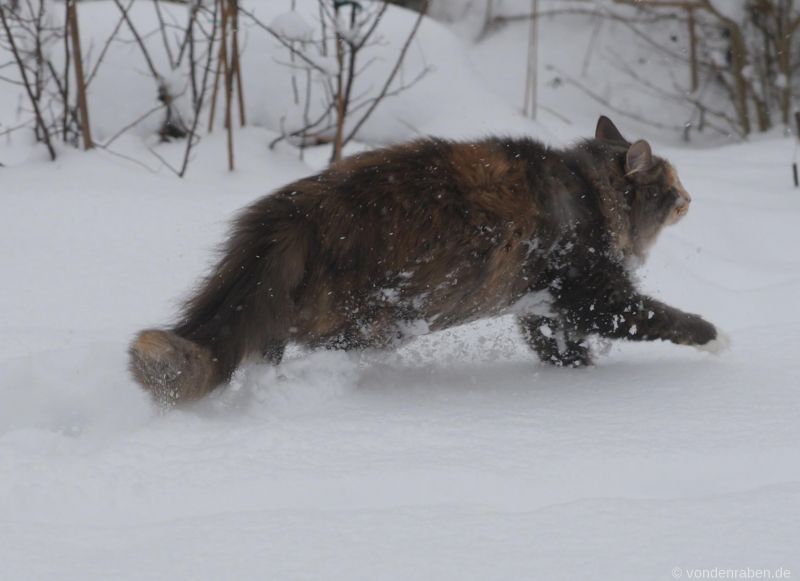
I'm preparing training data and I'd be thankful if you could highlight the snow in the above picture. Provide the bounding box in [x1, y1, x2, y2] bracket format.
[2, 1, 799, 579]
[694, 330, 731, 355]
[269, 10, 315, 42]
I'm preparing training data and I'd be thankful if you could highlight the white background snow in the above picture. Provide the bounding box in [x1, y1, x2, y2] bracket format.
[1, 1, 798, 579]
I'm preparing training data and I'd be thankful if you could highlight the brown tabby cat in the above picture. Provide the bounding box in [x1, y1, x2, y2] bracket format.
[130, 116, 728, 405]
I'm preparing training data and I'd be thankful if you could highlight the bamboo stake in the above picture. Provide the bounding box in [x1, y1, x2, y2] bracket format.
[220, 0, 234, 170]
[331, 2, 346, 163]
[523, 0, 539, 119]
[62, 0, 70, 141]
[687, 6, 698, 92]
[67, 0, 93, 149]
[230, 0, 246, 127]
[208, 0, 224, 132]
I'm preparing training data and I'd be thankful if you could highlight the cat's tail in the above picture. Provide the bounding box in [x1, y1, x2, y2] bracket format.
[129, 194, 311, 406]
[128, 329, 216, 405]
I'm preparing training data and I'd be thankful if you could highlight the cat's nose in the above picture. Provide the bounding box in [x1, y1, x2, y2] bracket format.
[669, 168, 692, 206]
[673, 186, 691, 218]
[676, 186, 691, 208]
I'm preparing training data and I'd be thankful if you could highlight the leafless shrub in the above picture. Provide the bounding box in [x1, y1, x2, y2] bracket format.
[0, 0, 76, 158]
[484, 0, 800, 139]
[245, 0, 430, 163]
[1, 0, 433, 171]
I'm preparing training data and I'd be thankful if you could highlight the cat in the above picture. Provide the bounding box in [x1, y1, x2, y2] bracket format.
[129, 116, 728, 405]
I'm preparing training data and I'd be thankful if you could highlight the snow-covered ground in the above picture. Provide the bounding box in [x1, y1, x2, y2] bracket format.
[2, 2, 799, 579]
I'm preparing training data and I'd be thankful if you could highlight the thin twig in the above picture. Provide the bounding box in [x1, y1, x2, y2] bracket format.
[153, 0, 176, 68]
[111, 0, 161, 81]
[147, 144, 181, 175]
[103, 103, 166, 148]
[551, 65, 682, 132]
[239, 6, 331, 75]
[178, 0, 220, 177]
[0, 119, 34, 137]
[269, 100, 336, 149]
[86, 1, 131, 87]
[0, 3, 56, 159]
[344, 0, 428, 145]
[95, 143, 161, 172]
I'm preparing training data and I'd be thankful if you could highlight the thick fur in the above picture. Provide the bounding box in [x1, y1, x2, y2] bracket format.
[129, 117, 721, 405]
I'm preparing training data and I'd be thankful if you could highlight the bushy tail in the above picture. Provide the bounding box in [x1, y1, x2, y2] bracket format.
[129, 195, 310, 405]
[129, 329, 216, 405]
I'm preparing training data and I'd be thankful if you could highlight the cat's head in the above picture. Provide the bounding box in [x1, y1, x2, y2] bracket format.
[595, 116, 692, 259]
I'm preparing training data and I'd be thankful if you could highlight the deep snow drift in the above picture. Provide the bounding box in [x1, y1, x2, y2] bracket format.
[1, 2, 799, 580]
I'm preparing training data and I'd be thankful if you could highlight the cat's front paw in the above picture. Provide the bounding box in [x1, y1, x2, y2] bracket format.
[676, 313, 717, 347]
[694, 328, 731, 355]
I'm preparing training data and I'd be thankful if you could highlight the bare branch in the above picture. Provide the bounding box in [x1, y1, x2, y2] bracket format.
[111, 0, 161, 81]
[0, 2, 56, 159]
[86, 1, 132, 87]
[549, 65, 686, 133]
[178, 0, 220, 177]
[239, 5, 331, 75]
[103, 103, 167, 148]
[344, 0, 428, 146]
[269, 100, 336, 149]
[153, 0, 176, 68]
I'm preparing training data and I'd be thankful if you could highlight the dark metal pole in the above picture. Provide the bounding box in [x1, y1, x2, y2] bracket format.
[794, 112, 800, 187]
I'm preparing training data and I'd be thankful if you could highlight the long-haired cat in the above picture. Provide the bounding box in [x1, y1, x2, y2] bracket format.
[130, 116, 727, 405]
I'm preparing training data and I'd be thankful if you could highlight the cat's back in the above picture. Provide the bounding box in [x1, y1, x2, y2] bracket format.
[299, 136, 542, 229]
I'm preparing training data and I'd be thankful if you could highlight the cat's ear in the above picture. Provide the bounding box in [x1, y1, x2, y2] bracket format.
[625, 140, 654, 176]
[595, 116, 629, 144]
